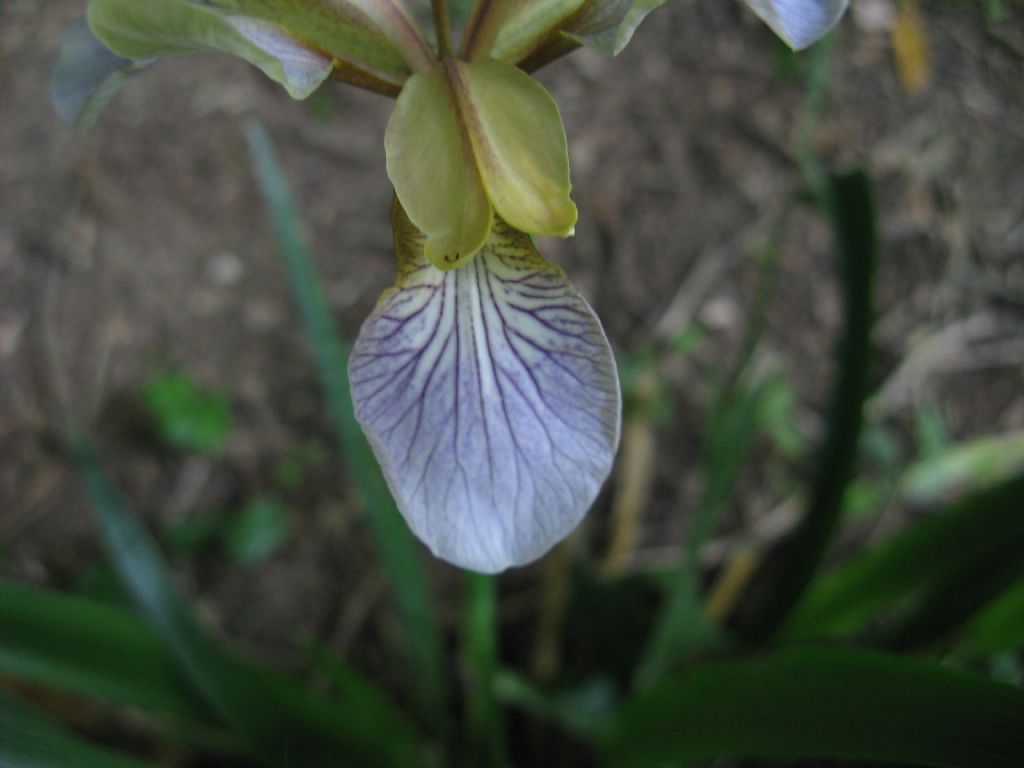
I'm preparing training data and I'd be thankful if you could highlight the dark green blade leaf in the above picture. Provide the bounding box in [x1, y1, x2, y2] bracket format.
[783, 472, 1024, 640]
[605, 648, 1024, 768]
[50, 17, 150, 131]
[244, 119, 449, 732]
[958, 578, 1024, 657]
[0, 691, 160, 768]
[0, 582, 211, 722]
[730, 170, 877, 645]
[75, 439, 425, 768]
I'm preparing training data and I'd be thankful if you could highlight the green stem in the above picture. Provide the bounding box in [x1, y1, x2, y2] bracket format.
[463, 573, 507, 768]
[432, 0, 452, 57]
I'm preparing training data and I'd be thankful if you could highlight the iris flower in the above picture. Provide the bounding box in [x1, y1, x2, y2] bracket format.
[55, 0, 848, 572]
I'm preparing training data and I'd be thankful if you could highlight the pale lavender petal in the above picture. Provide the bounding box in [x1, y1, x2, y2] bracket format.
[744, 0, 849, 49]
[349, 205, 621, 573]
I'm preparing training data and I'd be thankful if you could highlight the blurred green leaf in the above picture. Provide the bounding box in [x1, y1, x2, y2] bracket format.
[914, 402, 950, 461]
[142, 370, 231, 455]
[958, 578, 1024, 657]
[731, 170, 877, 646]
[783, 472, 1024, 640]
[758, 373, 805, 459]
[495, 672, 616, 739]
[902, 429, 1024, 505]
[880, 523, 1024, 652]
[225, 497, 291, 564]
[605, 648, 1024, 768]
[0, 691, 160, 768]
[76, 439, 426, 768]
[164, 509, 230, 558]
[244, 119, 448, 732]
[0, 582, 211, 722]
[463, 574, 507, 768]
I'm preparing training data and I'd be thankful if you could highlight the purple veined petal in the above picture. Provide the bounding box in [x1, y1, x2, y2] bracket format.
[349, 202, 622, 573]
[743, 0, 849, 50]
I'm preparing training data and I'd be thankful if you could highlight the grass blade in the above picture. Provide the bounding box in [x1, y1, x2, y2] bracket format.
[463, 573, 507, 768]
[76, 439, 424, 768]
[0, 691, 160, 768]
[782, 471, 1024, 640]
[730, 170, 877, 645]
[0, 582, 211, 723]
[957, 578, 1024, 657]
[243, 119, 447, 729]
[605, 648, 1024, 768]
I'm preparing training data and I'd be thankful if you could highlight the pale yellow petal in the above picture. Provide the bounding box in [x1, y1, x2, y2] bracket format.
[451, 58, 577, 238]
[384, 67, 492, 270]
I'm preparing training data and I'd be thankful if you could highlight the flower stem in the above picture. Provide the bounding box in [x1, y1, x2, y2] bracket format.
[431, 0, 452, 57]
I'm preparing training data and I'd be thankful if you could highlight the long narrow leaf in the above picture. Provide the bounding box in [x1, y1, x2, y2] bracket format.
[730, 170, 877, 645]
[243, 119, 448, 730]
[0, 691, 160, 768]
[75, 440, 424, 768]
[0, 582, 211, 723]
[605, 648, 1024, 768]
[882, 524, 1024, 651]
[782, 472, 1024, 640]
[957, 578, 1024, 657]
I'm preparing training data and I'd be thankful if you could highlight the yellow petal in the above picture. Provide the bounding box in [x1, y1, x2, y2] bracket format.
[451, 58, 577, 237]
[385, 67, 493, 270]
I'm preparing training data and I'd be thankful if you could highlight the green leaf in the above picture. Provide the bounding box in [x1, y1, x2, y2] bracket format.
[142, 370, 231, 455]
[958, 579, 1024, 657]
[605, 648, 1024, 768]
[225, 497, 292, 564]
[0, 691, 161, 768]
[75, 439, 426, 768]
[51, 17, 150, 131]
[730, 170, 877, 645]
[782, 472, 1024, 640]
[495, 672, 616, 739]
[87, 0, 333, 100]
[0, 582, 211, 723]
[902, 429, 1024, 505]
[244, 120, 449, 735]
[206, 0, 409, 82]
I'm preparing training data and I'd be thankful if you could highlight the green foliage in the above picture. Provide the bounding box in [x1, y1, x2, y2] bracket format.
[73, 440, 427, 768]
[244, 119, 449, 733]
[142, 370, 232, 455]
[225, 497, 292, 564]
[0, 691, 161, 768]
[605, 648, 1024, 768]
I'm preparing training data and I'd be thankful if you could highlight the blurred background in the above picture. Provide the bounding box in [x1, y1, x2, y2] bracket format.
[1, 0, 1023, 765]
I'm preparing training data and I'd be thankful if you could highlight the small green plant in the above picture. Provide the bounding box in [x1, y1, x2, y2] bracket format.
[142, 369, 232, 455]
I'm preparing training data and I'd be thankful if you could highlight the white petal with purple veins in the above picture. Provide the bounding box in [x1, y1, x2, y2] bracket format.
[350, 203, 621, 573]
[744, 0, 848, 49]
